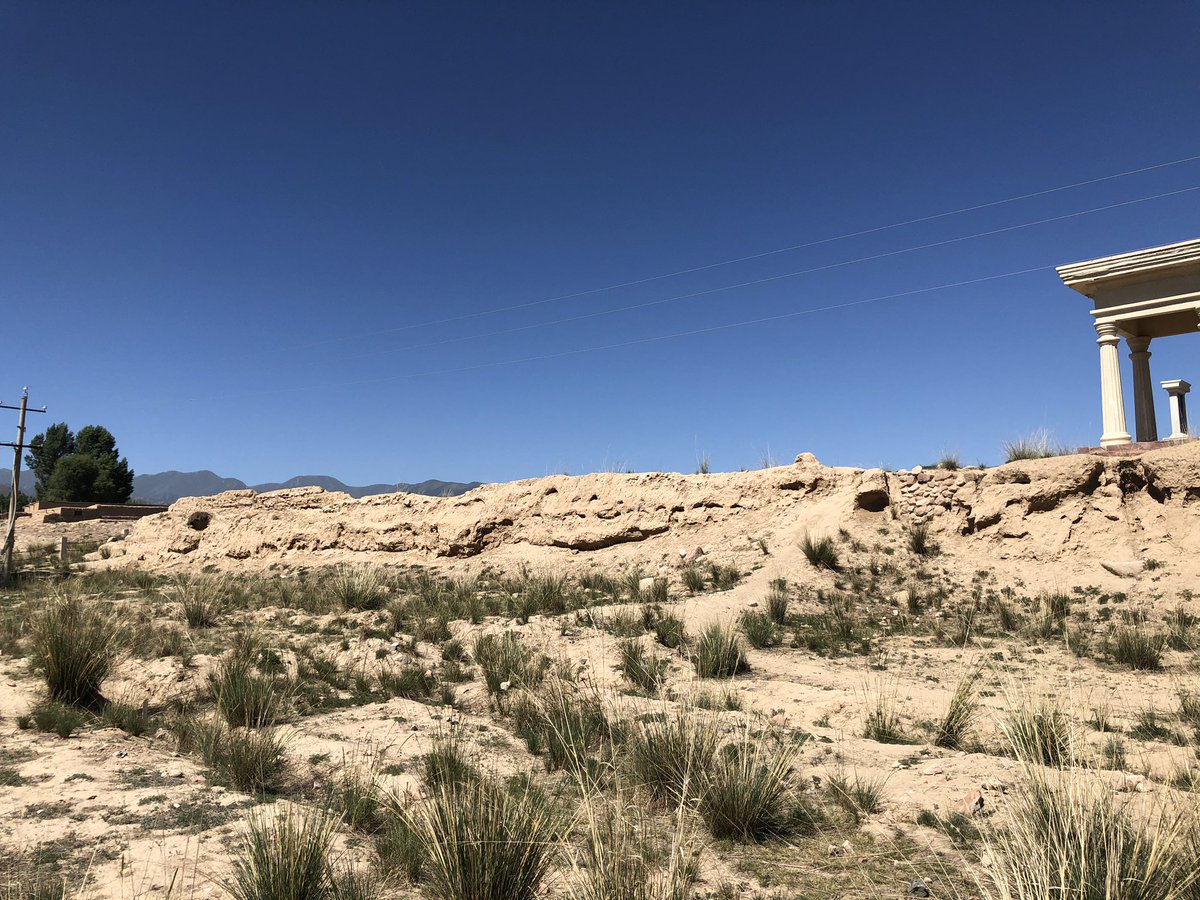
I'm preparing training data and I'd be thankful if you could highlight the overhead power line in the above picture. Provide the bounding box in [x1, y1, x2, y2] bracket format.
[280, 152, 1200, 351]
[328, 183, 1200, 362]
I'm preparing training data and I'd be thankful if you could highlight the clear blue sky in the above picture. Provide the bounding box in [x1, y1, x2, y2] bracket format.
[3, 2, 1199, 485]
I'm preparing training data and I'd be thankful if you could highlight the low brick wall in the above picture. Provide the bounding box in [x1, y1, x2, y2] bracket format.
[28, 502, 168, 523]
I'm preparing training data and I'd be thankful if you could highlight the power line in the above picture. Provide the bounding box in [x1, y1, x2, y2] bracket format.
[279, 152, 1200, 352]
[327, 183, 1200, 362]
[211, 262, 1051, 400]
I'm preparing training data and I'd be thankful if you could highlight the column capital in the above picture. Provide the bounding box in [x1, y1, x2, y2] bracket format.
[1161, 379, 1191, 396]
[1126, 335, 1152, 355]
[1095, 322, 1121, 344]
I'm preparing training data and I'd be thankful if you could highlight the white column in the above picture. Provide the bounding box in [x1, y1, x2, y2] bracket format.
[1096, 323, 1131, 447]
[1126, 336, 1158, 442]
[1161, 380, 1191, 440]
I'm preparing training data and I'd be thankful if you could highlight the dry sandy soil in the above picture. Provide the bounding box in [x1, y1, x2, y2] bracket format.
[2, 442, 1199, 899]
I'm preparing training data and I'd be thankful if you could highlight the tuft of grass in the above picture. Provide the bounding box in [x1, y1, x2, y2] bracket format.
[1178, 685, 1200, 727]
[766, 580, 789, 626]
[691, 623, 749, 679]
[417, 777, 560, 900]
[617, 639, 668, 695]
[979, 764, 1200, 900]
[30, 590, 122, 708]
[166, 574, 227, 628]
[680, 565, 706, 595]
[692, 686, 742, 712]
[907, 523, 936, 557]
[208, 655, 286, 728]
[1109, 627, 1166, 670]
[862, 682, 908, 744]
[698, 727, 812, 842]
[1129, 706, 1182, 745]
[378, 664, 436, 700]
[1002, 429, 1063, 462]
[800, 533, 839, 571]
[626, 706, 720, 806]
[1100, 735, 1126, 770]
[376, 803, 427, 884]
[421, 732, 480, 790]
[17, 699, 88, 738]
[537, 680, 613, 779]
[333, 750, 384, 833]
[648, 609, 686, 650]
[932, 664, 982, 750]
[1003, 697, 1073, 766]
[707, 562, 741, 591]
[738, 611, 779, 649]
[1027, 592, 1071, 640]
[825, 767, 885, 821]
[227, 804, 338, 900]
[473, 631, 546, 696]
[101, 697, 158, 737]
[933, 452, 960, 471]
[185, 717, 289, 794]
[326, 564, 389, 611]
[569, 794, 696, 900]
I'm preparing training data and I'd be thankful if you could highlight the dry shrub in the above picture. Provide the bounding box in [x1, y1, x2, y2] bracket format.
[30, 589, 122, 708]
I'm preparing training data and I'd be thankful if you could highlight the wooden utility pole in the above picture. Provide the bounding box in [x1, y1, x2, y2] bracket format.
[1, 389, 47, 582]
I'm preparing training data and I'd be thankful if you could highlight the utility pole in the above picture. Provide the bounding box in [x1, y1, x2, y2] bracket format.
[1, 389, 47, 582]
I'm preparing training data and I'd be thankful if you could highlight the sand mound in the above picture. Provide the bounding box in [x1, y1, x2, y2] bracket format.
[105, 443, 1200, 590]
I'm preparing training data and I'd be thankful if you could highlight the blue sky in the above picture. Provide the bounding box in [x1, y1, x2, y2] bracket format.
[3, 2, 1199, 485]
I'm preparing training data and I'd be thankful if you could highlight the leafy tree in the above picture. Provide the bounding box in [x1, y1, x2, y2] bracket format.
[25, 422, 73, 499]
[45, 454, 100, 502]
[0, 490, 32, 517]
[74, 426, 133, 503]
[24, 423, 135, 503]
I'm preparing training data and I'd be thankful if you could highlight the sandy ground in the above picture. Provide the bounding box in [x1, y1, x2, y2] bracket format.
[2, 444, 1198, 898]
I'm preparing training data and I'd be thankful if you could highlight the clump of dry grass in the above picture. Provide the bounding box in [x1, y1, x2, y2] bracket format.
[690, 623, 748, 679]
[208, 654, 288, 728]
[326, 564, 389, 611]
[800, 533, 840, 571]
[617, 639, 668, 695]
[165, 574, 228, 628]
[861, 679, 908, 744]
[932, 663, 983, 750]
[1002, 694, 1074, 767]
[227, 805, 339, 900]
[978, 763, 1200, 899]
[474, 631, 546, 696]
[698, 726, 814, 842]
[30, 588, 122, 708]
[568, 793, 695, 900]
[416, 777, 560, 900]
[626, 706, 720, 806]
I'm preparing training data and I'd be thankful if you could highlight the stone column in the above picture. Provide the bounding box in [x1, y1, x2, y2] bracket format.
[1096, 323, 1131, 447]
[1126, 336, 1158, 442]
[1161, 379, 1191, 440]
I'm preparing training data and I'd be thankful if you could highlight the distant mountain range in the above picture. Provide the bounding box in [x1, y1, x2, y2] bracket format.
[0, 468, 482, 505]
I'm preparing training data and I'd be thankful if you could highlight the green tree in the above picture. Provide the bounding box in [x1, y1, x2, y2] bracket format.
[0, 490, 32, 516]
[25, 422, 74, 500]
[44, 454, 100, 502]
[74, 426, 134, 503]
[25, 423, 135, 504]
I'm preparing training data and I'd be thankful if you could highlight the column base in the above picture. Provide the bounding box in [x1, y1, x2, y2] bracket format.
[1100, 432, 1133, 447]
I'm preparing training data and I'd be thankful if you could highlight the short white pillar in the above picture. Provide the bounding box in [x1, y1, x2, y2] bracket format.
[1126, 336, 1158, 442]
[1161, 379, 1191, 440]
[1096, 323, 1131, 447]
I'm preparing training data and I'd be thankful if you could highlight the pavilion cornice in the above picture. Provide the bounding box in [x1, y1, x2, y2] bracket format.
[1057, 237, 1200, 294]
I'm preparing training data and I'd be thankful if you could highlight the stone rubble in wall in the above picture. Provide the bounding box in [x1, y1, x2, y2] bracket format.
[892, 465, 981, 524]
